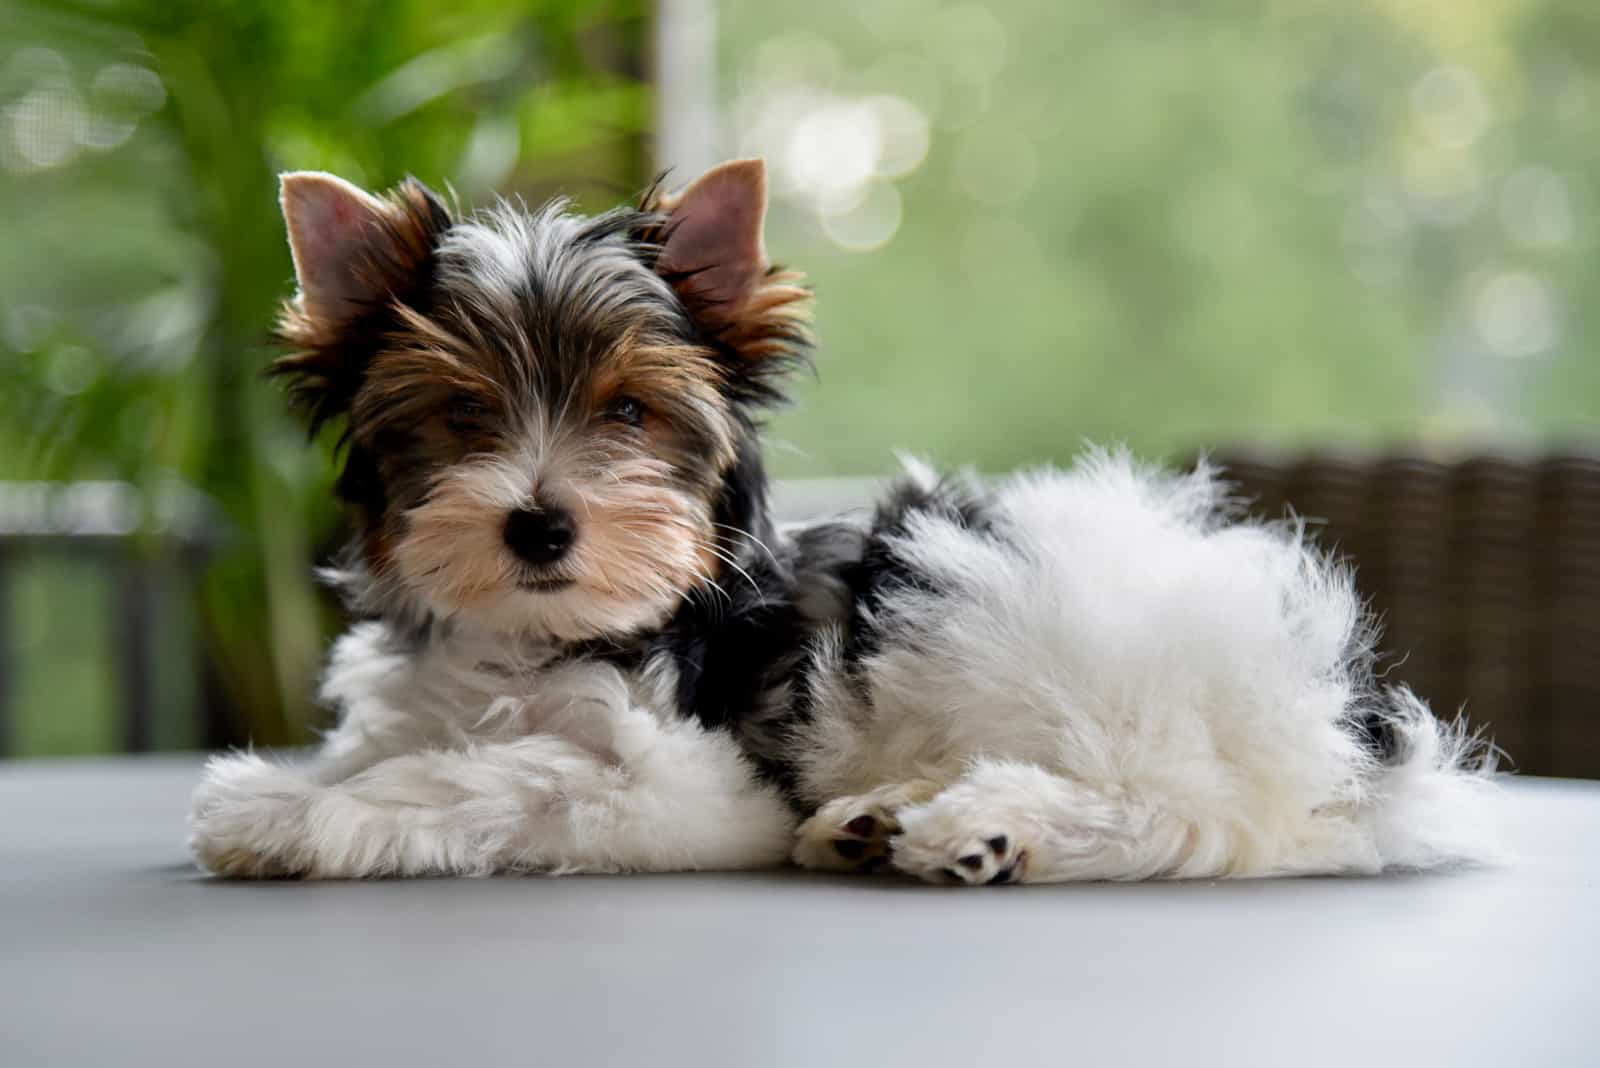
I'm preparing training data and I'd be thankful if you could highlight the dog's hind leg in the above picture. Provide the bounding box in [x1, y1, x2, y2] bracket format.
[790, 779, 946, 873]
[188, 708, 795, 878]
[887, 759, 1199, 885]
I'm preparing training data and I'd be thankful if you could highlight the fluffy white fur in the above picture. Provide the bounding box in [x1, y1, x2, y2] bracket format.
[190, 450, 1498, 882]
[190, 623, 795, 877]
[791, 451, 1500, 883]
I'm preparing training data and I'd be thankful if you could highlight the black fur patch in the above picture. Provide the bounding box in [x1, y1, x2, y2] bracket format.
[568, 435, 821, 801]
[838, 473, 994, 669]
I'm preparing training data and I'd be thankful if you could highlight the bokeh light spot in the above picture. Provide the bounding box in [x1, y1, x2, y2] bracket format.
[1411, 65, 1491, 150]
[821, 180, 903, 251]
[1474, 271, 1557, 358]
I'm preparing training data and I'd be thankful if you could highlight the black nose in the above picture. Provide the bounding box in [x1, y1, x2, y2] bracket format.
[503, 506, 575, 566]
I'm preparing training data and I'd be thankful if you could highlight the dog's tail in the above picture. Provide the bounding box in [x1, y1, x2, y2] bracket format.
[1360, 686, 1504, 870]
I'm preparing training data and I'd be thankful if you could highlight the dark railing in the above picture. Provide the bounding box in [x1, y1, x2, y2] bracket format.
[0, 481, 219, 757]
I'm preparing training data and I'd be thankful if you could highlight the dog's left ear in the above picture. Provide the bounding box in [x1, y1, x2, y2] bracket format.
[646, 159, 810, 364]
[654, 159, 769, 316]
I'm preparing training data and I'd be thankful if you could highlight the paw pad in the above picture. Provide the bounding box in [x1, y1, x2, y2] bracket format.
[794, 801, 903, 873]
[824, 811, 896, 872]
[922, 831, 1026, 886]
[845, 815, 878, 837]
[833, 838, 869, 861]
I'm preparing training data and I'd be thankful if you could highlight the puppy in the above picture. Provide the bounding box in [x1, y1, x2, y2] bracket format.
[189, 159, 1497, 881]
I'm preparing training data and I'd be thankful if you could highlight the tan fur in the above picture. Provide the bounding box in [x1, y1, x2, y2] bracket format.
[386, 433, 720, 640]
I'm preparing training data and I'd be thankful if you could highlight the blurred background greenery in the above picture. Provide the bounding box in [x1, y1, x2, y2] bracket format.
[0, 0, 1595, 755]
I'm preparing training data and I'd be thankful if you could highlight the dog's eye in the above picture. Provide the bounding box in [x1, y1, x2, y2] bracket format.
[607, 396, 646, 428]
[446, 398, 489, 432]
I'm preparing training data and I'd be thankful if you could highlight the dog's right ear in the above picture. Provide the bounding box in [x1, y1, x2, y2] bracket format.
[280, 171, 449, 324]
[273, 172, 451, 430]
[281, 172, 396, 322]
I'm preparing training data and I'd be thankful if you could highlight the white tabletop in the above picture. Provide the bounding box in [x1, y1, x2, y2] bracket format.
[1, 757, 1594, 1067]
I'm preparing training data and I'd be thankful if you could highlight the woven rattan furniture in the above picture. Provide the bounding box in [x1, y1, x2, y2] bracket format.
[1210, 452, 1600, 779]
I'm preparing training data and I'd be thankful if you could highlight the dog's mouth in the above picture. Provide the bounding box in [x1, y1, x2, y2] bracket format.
[516, 576, 575, 594]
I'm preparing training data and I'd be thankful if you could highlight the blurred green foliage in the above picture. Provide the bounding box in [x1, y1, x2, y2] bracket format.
[718, 0, 1600, 477]
[0, 0, 649, 749]
[3, 0, 1598, 754]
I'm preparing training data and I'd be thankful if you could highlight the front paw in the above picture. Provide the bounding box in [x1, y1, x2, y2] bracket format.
[188, 754, 315, 878]
[191, 842, 300, 879]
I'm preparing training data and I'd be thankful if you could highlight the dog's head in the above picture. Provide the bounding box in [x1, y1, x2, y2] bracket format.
[272, 160, 809, 640]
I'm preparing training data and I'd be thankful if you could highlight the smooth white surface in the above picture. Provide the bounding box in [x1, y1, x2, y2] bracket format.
[0, 758, 1594, 1067]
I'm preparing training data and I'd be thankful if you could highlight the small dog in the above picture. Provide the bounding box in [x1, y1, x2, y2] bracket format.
[189, 159, 1497, 882]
